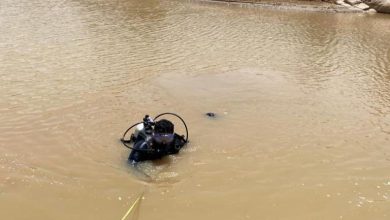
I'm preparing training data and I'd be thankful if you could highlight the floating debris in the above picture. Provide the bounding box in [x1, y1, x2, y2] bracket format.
[205, 112, 216, 118]
[121, 192, 144, 220]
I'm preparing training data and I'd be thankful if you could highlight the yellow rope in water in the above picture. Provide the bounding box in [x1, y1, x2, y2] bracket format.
[121, 193, 143, 220]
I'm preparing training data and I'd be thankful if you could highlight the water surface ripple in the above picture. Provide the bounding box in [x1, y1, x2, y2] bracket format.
[1, 0, 390, 219]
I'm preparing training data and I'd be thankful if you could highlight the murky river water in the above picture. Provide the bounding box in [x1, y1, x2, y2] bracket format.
[1, 0, 390, 219]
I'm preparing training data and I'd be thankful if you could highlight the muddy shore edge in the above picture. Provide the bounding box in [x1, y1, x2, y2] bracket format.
[195, 0, 366, 13]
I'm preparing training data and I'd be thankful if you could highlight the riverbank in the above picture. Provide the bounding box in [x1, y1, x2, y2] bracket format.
[196, 0, 372, 13]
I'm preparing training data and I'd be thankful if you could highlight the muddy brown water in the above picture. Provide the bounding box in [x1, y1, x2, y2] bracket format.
[1, 0, 390, 219]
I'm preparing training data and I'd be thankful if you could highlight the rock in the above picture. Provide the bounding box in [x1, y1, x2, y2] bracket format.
[366, 8, 378, 12]
[355, 2, 370, 9]
[336, 0, 357, 7]
[336, 0, 347, 5]
[346, 0, 362, 4]
[364, 0, 390, 13]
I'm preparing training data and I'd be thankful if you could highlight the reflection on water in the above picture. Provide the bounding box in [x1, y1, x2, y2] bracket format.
[1, 0, 390, 219]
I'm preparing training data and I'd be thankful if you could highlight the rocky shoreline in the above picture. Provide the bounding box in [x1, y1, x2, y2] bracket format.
[198, 0, 390, 13]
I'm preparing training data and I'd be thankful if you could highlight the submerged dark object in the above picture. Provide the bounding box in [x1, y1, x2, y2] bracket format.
[205, 112, 216, 118]
[121, 113, 188, 163]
